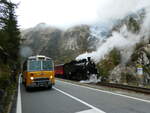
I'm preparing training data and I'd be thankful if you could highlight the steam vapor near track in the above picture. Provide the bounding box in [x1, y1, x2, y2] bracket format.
[76, 0, 150, 63]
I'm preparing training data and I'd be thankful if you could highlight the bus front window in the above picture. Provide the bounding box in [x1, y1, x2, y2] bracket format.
[28, 61, 41, 71]
[43, 61, 53, 71]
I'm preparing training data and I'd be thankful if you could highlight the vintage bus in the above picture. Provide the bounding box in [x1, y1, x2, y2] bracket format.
[22, 55, 55, 90]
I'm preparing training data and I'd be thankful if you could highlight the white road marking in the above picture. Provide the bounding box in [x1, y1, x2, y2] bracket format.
[57, 80, 150, 103]
[76, 109, 103, 113]
[16, 74, 22, 113]
[54, 87, 106, 113]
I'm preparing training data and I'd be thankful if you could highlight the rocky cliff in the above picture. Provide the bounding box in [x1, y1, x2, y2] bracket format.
[21, 24, 97, 63]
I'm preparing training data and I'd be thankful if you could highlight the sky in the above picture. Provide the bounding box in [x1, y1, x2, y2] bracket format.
[11, 0, 147, 29]
[11, 0, 101, 29]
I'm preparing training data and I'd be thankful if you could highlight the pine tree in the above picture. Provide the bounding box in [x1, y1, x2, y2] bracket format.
[0, 0, 21, 61]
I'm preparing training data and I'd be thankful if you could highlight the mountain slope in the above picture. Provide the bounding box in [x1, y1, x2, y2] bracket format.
[21, 24, 97, 63]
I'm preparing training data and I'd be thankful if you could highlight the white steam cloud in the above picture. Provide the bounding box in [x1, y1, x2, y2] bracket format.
[77, 26, 141, 63]
[20, 46, 33, 58]
[97, 0, 139, 21]
[76, 0, 150, 63]
[143, 7, 150, 35]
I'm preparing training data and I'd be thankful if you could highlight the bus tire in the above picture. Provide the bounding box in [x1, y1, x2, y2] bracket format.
[22, 80, 25, 85]
[25, 82, 30, 91]
[26, 86, 30, 91]
[48, 85, 52, 89]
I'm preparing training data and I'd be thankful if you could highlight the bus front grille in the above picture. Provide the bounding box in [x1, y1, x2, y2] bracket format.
[33, 77, 49, 82]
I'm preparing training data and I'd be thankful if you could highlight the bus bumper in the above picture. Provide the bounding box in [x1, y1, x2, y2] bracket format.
[28, 81, 52, 88]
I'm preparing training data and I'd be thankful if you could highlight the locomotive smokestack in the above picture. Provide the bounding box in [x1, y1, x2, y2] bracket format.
[87, 57, 91, 62]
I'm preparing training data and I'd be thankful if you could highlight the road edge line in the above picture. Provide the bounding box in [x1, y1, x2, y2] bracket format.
[16, 74, 22, 113]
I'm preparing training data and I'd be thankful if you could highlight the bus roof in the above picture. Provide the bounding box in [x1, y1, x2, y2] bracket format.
[28, 55, 51, 61]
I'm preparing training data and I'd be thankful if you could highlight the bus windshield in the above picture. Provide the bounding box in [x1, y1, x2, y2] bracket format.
[28, 61, 41, 71]
[43, 60, 53, 70]
[28, 60, 53, 71]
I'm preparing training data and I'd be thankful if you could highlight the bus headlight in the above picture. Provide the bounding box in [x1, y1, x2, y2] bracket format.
[30, 77, 34, 80]
[50, 76, 53, 79]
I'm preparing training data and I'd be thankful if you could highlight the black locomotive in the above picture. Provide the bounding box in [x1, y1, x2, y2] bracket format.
[55, 57, 98, 81]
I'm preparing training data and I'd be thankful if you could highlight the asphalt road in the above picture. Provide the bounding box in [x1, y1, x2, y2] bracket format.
[20, 80, 150, 113]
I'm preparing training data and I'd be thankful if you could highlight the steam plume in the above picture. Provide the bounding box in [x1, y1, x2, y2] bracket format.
[76, 0, 150, 63]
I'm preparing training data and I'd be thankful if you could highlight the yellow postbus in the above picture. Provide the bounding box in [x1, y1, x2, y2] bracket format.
[22, 55, 55, 90]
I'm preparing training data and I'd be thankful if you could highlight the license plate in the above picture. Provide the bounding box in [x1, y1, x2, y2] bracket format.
[38, 82, 45, 86]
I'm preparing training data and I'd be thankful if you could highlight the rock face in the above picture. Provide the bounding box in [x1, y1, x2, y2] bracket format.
[109, 43, 150, 85]
[132, 44, 150, 84]
[61, 25, 89, 51]
[21, 24, 97, 63]
[109, 65, 125, 83]
[110, 65, 137, 84]
[21, 23, 62, 58]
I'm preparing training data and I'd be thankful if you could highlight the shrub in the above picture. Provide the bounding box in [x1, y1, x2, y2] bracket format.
[127, 17, 141, 33]
[135, 41, 145, 51]
[97, 48, 121, 80]
[121, 72, 137, 84]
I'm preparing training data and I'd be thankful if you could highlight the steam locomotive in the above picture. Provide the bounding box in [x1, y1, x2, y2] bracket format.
[55, 57, 98, 81]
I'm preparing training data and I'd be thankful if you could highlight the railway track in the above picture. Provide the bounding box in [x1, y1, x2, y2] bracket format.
[57, 78, 150, 94]
[97, 82, 150, 94]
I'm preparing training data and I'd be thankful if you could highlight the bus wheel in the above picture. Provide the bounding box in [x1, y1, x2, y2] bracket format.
[48, 85, 52, 89]
[25, 83, 30, 91]
[22, 80, 25, 85]
[26, 86, 30, 91]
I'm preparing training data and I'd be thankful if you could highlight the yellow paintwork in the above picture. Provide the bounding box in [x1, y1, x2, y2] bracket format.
[23, 70, 55, 87]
